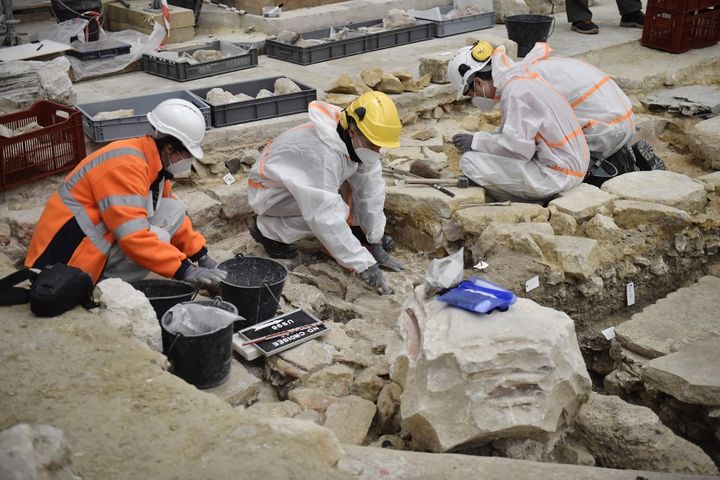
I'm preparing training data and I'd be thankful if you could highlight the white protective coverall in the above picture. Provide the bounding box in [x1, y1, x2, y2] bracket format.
[461, 46, 590, 202]
[524, 43, 635, 159]
[247, 101, 384, 273]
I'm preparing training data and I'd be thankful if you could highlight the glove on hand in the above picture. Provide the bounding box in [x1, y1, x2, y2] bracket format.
[182, 265, 227, 286]
[452, 133, 474, 152]
[369, 244, 404, 272]
[359, 263, 393, 295]
[197, 254, 218, 269]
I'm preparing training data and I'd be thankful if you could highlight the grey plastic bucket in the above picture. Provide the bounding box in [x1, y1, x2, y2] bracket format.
[217, 254, 288, 331]
[504, 14, 555, 57]
[160, 298, 237, 389]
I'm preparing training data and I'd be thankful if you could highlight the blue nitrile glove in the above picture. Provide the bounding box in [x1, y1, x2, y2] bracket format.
[182, 265, 227, 286]
[359, 263, 393, 295]
[197, 254, 218, 269]
[369, 244, 404, 272]
[452, 133, 474, 152]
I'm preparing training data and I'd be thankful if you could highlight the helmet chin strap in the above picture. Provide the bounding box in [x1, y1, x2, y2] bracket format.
[337, 123, 361, 163]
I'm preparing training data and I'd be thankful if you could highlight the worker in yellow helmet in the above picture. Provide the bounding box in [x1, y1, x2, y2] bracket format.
[247, 92, 404, 294]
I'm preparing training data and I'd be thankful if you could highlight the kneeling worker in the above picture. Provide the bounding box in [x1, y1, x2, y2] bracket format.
[448, 41, 590, 203]
[25, 99, 227, 287]
[247, 92, 403, 295]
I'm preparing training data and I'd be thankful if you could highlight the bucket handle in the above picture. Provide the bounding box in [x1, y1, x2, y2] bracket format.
[256, 281, 281, 321]
[548, 1, 556, 38]
[164, 311, 184, 357]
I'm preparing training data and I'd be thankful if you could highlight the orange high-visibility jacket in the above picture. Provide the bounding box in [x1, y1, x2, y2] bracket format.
[25, 136, 206, 283]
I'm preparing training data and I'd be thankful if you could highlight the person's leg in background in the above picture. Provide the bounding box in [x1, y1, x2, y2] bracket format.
[566, 0, 600, 34]
[618, 0, 645, 27]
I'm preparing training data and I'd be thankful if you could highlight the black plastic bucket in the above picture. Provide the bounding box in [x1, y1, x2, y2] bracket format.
[504, 14, 555, 57]
[160, 299, 237, 389]
[131, 279, 198, 321]
[217, 255, 288, 331]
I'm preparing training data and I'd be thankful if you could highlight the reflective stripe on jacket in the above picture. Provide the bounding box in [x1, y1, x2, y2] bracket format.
[25, 136, 206, 283]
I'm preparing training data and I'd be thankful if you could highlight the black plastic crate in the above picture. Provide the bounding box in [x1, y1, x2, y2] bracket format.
[265, 19, 435, 65]
[77, 91, 212, 143]
[411, 5, 495, 37]
[65, 39, 131, 60]
[189, 77, 317, 127]
[142, 41, 258, 82]
[265, 28, 369, 65]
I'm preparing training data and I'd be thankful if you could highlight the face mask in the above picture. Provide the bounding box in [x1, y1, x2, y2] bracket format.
[471, 81, 498, 111]
[355, 148, 381, 168]
[164, 157, 193, 177]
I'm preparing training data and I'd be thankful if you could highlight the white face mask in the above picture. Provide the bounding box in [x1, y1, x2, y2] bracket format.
[471, 81, 498, 111]
[164, 157, 193, 177]
[355, 148, 381, 168]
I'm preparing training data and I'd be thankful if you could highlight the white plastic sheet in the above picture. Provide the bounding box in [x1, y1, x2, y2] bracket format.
[39, 18, 89, 44]
[162, 303, 237, 337]
[425, 247, 464, 291]
[67, 21, 165, 81]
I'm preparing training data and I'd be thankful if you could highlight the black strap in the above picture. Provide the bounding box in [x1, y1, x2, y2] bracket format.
[0, 268, 38, 290]
[0, 268, 39, 307]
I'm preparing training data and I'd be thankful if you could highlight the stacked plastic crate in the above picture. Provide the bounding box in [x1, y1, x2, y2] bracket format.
[642, 0, 719, 53]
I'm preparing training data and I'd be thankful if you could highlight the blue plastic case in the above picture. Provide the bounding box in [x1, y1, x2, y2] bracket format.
[437, 278, 517, 314]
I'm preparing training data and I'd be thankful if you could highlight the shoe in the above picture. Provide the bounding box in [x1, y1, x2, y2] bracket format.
[571, 19, 599, 34]
[631, 140, 666, 171]
[249, 217, 298, 259]
[620, 11, 644, 27]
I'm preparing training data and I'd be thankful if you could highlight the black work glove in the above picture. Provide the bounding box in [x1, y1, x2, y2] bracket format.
[182, 265, 227, 287]
[359, 263, 393, 295]
[452, 133, 474, 152]
[368, 244, 404, 272]
[197, 254, 218, 269]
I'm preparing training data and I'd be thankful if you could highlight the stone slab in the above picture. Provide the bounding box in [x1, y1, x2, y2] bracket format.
[615, 276, 720, 358]
[612, 199, 691, 230]
[641, 339, 720, 406]
[206, 359, 262, 407]
[550, 183, 615, 221]
[323, 395, 376, 445]
[697, 171, 720, 191]
[688, 116, 720, 171]
[535, 235, 599, 279]
[177, 190, 222, 227]
[643, 85, 720, 117]
[601, 171, 708, 213]
[454, 203, 548, 236]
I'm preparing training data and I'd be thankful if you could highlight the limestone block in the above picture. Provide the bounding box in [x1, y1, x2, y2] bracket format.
[612, 200, 691, 230]
[288, 387, 338, 412]
[401, 77, 420, 92]
[304, 364, 355, 396]
[376, 73, 405, 94]
[464, 33, 518, 59]
[206, 359, 262, 407]
[385, 185, 486, 252]
[615, 276, 720, 358]
[177, 190, 222, 227]
[351, 367, 385, 402]
[262, 417, 344, 467]
[281, 282, 327, 312]
[601, 171, 708, 213]
[95, 278, 161, 352]
[574, 393, 718, 475]
[455, 203, 548, 236]
[0, 424, 75, 480]
[376, 382, 402, 431]
[343, 318, 396, 358]
[583, 214, 620, 240]
[400, 136, 444, 151]
[411, 128, 437, 141]
[416, 73, 432, 89]
[245, 400, 302, 418]
[361, 67, 383, 88]
[1, 207, 43, 246]
[493, 0, 528, 22]
[326, 73, 369, 95]
[325, 93, 358, 108]
[275, 339, 334, 373]
[0, 57, 75, 111]
[475, 222, 554, 260]
[387, 287, 591, 452]
[697, 171, 720, 191]
[549, 183, 615, 221]
[641, 339, 720, 406]
[535, 235, 599, 279]
[203, 182, 252, 220]
[393, 84, 457, 122]
[688, 116, 720, 170]
[274, 78, 302, 95]
[323, 395, 377, 445]
[419, 52, 454, 84]
[549, 210, 577, 235]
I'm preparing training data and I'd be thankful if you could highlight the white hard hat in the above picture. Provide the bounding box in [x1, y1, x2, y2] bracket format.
[147, 98, 206, 159]
[447, 41, 494, 100]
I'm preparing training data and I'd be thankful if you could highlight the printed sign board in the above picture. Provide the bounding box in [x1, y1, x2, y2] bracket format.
[234, 308, 328, 358]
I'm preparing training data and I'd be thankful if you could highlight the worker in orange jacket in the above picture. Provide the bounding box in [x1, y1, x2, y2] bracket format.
[25, 99, 227, 287]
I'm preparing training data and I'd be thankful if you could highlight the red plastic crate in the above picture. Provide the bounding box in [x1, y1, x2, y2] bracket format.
[0, 101, 86, 191]
[650, 0, 718, 11]
[641, 5, 720, 53]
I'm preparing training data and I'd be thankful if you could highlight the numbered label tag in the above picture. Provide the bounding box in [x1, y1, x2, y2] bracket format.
[601, 326, 616, 340]
[223, 173, 236, 185]
[525, 275, 540, 292]
[626, 282, 635, 306]
[473, 260, 489, 270]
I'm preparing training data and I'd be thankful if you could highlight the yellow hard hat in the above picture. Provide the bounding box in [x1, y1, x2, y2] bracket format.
[340, 91, 401, 148]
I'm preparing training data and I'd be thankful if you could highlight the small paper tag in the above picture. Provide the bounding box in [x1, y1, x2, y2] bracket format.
[601, 326, 616, 340]
[525, 275, 540, 292]
[626, 282, 635, 306]
[223, 173, 236, 185]
[473, 260, 489, 270]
